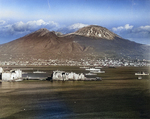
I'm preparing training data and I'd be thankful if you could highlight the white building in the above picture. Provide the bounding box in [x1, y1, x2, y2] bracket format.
[2, 69, 22, 81]
[0, 67, 3, 80]
[0, 67, 3, 73]
[52, 70, 85, 81]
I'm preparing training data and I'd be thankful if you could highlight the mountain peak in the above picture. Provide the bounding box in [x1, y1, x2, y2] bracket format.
[74, 25, 119, 40]
[36, 28, 50, 32]
[31, 28, 57, 37]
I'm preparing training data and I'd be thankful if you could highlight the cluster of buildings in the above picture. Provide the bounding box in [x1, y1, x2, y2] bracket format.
[52, 70, 85, 81]
[0, 67, 22, 81]
[0, 58, 149, 67]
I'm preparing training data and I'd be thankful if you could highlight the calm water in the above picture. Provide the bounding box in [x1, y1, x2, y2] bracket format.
[0, 79, 150, 119]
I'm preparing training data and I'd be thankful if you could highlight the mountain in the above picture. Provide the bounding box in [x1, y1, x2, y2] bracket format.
[0, 28, 88, 61]
[0, 25, 149, 62]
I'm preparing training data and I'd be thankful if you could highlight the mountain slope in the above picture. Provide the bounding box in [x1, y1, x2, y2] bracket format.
[65, 25, 149, 59]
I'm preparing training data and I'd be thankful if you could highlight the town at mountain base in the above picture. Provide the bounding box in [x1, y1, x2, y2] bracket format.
[0, 25, 149, 66]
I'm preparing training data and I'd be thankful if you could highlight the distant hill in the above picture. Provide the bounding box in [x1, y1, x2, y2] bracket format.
[0, 25, 149, 62]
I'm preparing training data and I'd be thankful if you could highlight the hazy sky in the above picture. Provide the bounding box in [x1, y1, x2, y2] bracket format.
[0, 0, 150, 44]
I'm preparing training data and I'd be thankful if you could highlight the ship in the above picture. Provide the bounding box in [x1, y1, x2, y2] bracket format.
[85, 68, 101, 71]
[90, 70, 105, 73]
[135, 72, 149, 75]
[85, 73, 97, 75]
[33, 71, 46, 73]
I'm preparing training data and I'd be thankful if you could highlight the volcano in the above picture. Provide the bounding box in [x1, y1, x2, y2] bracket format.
[65, 25, 149, 59]
[0, 25, 149, 62]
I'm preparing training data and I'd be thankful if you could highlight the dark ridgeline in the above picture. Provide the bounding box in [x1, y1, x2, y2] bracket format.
[0, 25, 149, 61]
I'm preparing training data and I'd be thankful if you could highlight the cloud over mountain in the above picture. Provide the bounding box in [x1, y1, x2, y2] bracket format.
[0, 20, 149, 44]
[56, 23, 89, 34]
[3, 19, 58, 34]
[112, 24, 150, 44]
[112, 24, 133, 31]
[68, 23, 88, 30]
[0, 20, 88, 36]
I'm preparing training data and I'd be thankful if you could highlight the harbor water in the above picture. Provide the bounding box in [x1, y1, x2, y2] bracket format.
[0, 79, 150, 119]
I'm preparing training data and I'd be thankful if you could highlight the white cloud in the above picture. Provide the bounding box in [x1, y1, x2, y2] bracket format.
[111, 24, 150, 44]
[124, 24, 133, 30]
[0, 20, 6, 25]
[56, 23, 89, 34]
[112, 24, 133, 31]
[112, 26, 124, 31]
[27, 19, 45, 26]
[1, 19, 58, 34]
[69, 23, 88, 30]
[12, 21, 26, 31]
[139, 25, 150, 31]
